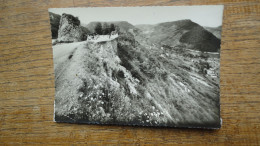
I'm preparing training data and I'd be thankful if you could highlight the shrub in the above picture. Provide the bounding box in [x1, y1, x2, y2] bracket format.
[95, 22, 103, 35]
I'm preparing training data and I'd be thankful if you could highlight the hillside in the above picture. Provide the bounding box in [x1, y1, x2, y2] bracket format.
[54, 32, 220, 128]
[180, 26, 221, 52]
[136, 20, 221, 52]
[136, 20, 197, 45]
[52, 16, 221, 128]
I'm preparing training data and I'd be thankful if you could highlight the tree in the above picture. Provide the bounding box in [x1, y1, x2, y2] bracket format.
[95, 22, 102, 35]
[110, 23, 115, 33]
[103, 23, 110, 35]
[115, 26, 120, 34]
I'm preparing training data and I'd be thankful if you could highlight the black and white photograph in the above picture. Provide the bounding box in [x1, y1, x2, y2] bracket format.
[49, 5, 224, 128]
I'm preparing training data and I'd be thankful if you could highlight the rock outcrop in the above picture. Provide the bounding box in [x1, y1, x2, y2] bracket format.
[58, 13, 83, 42]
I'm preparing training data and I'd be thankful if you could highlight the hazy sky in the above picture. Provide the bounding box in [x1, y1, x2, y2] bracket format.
[49, 5, 224, 27]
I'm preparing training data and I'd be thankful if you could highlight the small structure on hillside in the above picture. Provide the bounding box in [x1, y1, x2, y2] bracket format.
[87, 31, 118, 42]
[87, 33, 99, 40]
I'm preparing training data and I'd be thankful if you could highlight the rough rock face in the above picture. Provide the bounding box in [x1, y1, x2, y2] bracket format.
[58, 13, 83, 42]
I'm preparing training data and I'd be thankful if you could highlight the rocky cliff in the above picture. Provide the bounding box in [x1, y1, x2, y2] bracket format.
[57, 13, 84, 42]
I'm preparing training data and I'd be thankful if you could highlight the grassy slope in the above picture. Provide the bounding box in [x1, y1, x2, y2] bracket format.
[116, 34, 220, 127]
[54, 32, 220, 128]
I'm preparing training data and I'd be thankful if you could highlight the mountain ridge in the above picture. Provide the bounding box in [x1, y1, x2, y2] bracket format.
[49, 12, 221, 53]
[136, 19, 221, 52]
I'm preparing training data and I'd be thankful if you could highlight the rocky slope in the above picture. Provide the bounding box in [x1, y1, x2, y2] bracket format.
[54, 33, 220, 128]
[57, 13, 84, 42]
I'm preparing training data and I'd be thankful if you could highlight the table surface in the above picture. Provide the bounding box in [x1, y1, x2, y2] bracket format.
[0, 0, 259, 145]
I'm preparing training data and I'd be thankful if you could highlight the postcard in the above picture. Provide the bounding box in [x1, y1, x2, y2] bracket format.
[49, 5, 224, 128]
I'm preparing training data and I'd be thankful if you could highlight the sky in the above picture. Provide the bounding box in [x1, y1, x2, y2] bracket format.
[49, 5, 224, 27]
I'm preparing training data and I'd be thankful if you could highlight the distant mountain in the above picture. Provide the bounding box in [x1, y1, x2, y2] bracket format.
[135, 24, 153, 29]
[143, 20, 198, 45]
[180, 26, 221, 52]
[49, 12, 61, 39]
[135, 24, 154, 35]
[83, 22, 97, 33]
[204, 26, 222, 39]
[137, 19, 221, 52]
